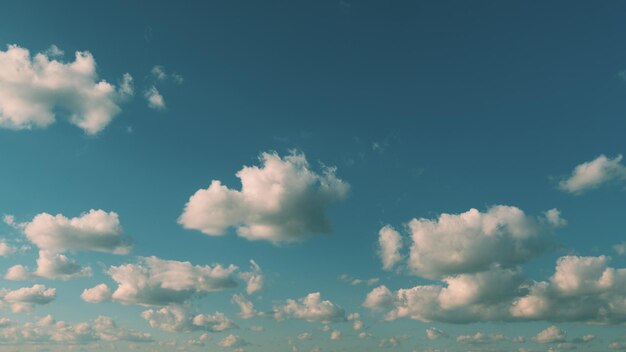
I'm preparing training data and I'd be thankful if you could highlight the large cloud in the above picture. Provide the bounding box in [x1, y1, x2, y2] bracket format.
[364, 255, 626, 324]
[15, 209, 132, 254]
[0, 44, 133, 134]
[274, 292, 345, 323]
[382, 205, 564, 279]
[0, 284, 56, 312]
[179, 151, 349, 244]
[107, 256, 241, 306]
[559, 154, 626, 194]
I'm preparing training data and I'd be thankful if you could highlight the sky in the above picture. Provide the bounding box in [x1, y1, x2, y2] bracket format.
[0, 1, 626, 351]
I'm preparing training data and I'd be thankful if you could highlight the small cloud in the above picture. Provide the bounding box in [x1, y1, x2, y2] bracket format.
[145, 86, 166, 110]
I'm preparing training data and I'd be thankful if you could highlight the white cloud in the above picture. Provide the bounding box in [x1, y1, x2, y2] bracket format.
[145, 86, 165, 110]
[0, 239, 15, 256]
[330, 330, 342, 340]
[0, 284, 56, 312]
[426, 327, 446, 340]
[239, 259, 264, 295]
[219, 334, 246, 348]
[179, 151, 349, 244]
[378, 225, 402, 271]
[81, 283, 112, 304]
[107, 256, 239, 306]
[192, 311, 235, 332]
[347, 312, 362, 330]
[232, 294, 257, 319]
[34, 250, 92, 280]
[5, 265, 30, 281]
[275, 292, 345, 323]
[0, 44, 132, 134]
[16, 209, 132, 254]
[0, 315, 151, 345]
[559, 154, 626, 194]
[140, 305, 235, 333]
[614, 242, 626, 256]
[534, 326, 566, 343]
[456, 332, 506, 344]
[151, 65, 167, 81]
[404, 205, 563, 279]
[338, 274, 380, 286]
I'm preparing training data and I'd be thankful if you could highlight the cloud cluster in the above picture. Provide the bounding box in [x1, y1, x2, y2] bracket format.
[107, 256, 241, 306]
[140, 305, 235, 333]
[559, 154, 626, 194]
[6, 250, 92, 281]
[179, 151, 349, 244]
[274, 292, 345, 323]
[0, 284, 56, 312]
[0, 44, 132, 134]
[365, 254, 626, 324]
[0, 315, 151, 345]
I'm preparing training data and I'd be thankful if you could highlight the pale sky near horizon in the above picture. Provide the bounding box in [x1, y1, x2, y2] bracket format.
[1, 1, 626, 351]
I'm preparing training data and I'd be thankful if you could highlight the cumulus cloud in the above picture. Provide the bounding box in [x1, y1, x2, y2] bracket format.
[366, 254, 626, 324]
[179, 151, 349, 244]
[559, 154, 626, 194]
[389, 205, 564, 279]
[347, 312, 362, 330]
[0, 44, 132, 134]
[145, 86, 165, 110]
[239, 260, 264, 295]
[274, 292, 345, 323]
[81, 283, 112, 304]
[140, 305, 235, 333]
[219, 334, 246, 348]
[330, 330, 342, 340]
[14, 209, 132, 254]
[378, 226, 402, 271]
[534, 326, 566, 343]
[0, 284, 56, 312]
[0, 315, 151, 345]
[33, 250, 92, 280]
[107, 256, 239, 306]
[456, 332, 506, 344]
[232, 294, 257, 319]
[0, 239, 15, 257]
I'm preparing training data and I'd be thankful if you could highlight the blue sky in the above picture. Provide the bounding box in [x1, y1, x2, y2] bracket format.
[1, 1, 626, 351]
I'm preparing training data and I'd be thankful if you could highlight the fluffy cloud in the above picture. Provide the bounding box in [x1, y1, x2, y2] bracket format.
[378, 226, 402, 271]
[107, 256, 239, 306]
[511, 255, 626, 323]
[534, 326, 566, 343]
[456, 332, 506, 344]
[140, 305, 235, 333]
[0, 284, 56, 312]
[219, 334, 246, 348]
[0, 315, 151, 345]
[559, 154, 626, 194]
[232, 294, 257, 319]
[239, 260, 264, 295]
[6, 251, 92, 281]
[0, 44, 132, 134]
[347, 312, 362, 330]
[179, 151, 349, 244]
[275, 292, 345, 323]
[330, 330, 342, 340]
[145, 86, 165, 110]
[0, 240, 15, 257]
[387, 205, 564, 279]
[365, 255, 626, 324]
[81, 284, 112, 303]
[15, 209, 132, 254]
